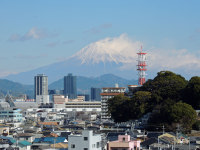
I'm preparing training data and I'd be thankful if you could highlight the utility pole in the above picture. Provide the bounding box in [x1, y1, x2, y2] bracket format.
[162, 125, 165, 134]
[189, 137, 190, 150]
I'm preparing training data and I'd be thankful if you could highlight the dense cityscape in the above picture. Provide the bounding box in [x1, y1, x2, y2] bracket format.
[1, 1, 200, 150]
[0, 47, 200, 150]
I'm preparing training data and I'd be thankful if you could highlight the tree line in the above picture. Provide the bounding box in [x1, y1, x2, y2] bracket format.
[107, 71, 200, 132]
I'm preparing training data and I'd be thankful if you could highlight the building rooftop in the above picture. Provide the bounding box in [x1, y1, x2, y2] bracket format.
[102, 87, 126, 89]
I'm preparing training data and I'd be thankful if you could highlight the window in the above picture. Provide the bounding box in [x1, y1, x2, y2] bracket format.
[123, 137, 125, 142]
[84, 137, 88, 141]
[71, 144, 75, 148]
[84, 148, 88, 150]
[96, 142, 100, 148]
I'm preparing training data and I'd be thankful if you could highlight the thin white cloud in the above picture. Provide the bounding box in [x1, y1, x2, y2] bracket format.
[8, 27, 58, 41]
[84, 23, 112, 34]
[8, 34, 21, 41]
[148, 48, 200, 70]
[0, 71, 18, 77]
[46, 41, 59, 48]
[21, 27, 46, 40]
[62, 40, 75, 45]
[14, 54, 48, 59]
[74, 34, 200, 76]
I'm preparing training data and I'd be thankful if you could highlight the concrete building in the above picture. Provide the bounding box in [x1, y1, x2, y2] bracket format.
[101, 86, 126, 120]
[91, 87, 101, 101]
[34, 74, 49, 104]
[0, 126, 9, 136]
[68, 130, 102, 150]
[14, 133, 35, 143]
[64, 73, 77, 99]
[65, 101, 101, 112]
[27, 101, 101, 113]
[107, 134, 141, 150]
[0, 108, 23, 123]
[53, 95, 68, 108]
[78, 94, 90, 101]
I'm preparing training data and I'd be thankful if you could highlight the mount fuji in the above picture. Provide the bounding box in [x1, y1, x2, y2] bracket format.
[5, 34, 143, 84]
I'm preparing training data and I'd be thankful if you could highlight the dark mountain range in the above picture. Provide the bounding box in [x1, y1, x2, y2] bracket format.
[49, 74, 137, 94]
[0, 79, 33, 98]
[0, 74, 137, 98]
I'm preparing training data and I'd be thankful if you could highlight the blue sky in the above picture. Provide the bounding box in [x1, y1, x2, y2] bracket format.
[0, 0, 200, 78]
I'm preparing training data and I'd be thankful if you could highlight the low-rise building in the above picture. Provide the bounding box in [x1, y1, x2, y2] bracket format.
[65, 101, 101, 112]
[107, 134, 141, 150]
[14, 133, 35, 143]
[0, 126, 9, 136]
[53, 95, 68, 108]
[0, 108, 23, 123]
[68, 130, 102, 150]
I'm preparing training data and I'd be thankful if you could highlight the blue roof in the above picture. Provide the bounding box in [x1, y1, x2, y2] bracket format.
[9, 139, 16, 144]
[0, 136, 16, 144]
[33, 138, 41, 143]
[33, 137, 66, 144]
[0, 136, 13, 140]
[18, 140, 32, 147]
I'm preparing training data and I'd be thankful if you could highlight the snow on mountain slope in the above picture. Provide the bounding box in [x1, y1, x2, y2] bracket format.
[73, 34, 141, 64]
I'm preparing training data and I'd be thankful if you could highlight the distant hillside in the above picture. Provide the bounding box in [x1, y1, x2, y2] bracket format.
[49, 74, 137, 94]
[0, 79, 33, 98]
[0, 74, 137, 98]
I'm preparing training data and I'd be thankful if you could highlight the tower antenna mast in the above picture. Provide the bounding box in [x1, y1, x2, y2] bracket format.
[137, 46, 147, 85]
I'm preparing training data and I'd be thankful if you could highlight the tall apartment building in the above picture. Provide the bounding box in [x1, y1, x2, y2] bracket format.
[64, 73, 77, 99]
[91, 87, 101, 101]
[101, 86, 126, 120]
[34, 74, 49, 104]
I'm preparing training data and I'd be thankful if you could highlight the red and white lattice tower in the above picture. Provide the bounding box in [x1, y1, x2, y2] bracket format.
[137, 46, 147, 85]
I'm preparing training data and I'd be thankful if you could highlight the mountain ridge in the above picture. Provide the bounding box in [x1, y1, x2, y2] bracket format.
[0, 74, 137, 98]
[49, 73, 137, 94]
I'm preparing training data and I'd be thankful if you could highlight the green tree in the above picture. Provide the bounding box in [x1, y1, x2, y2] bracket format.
[107, 92, 152, 122]
[141, 71, 187, 104]
[192, 120, 200, 131]
[149, 102, 197, 132]
[170, 102, 197, 132]
[107, 94, 131, 122]
[130, 91, 152, 118]
[183, 76, 200, 109]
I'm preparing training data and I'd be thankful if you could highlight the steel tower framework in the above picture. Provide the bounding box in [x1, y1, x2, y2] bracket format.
[137, 46, 147, 85]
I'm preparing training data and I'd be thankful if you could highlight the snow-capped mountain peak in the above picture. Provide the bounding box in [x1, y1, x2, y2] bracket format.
[73, 34, 142, 64]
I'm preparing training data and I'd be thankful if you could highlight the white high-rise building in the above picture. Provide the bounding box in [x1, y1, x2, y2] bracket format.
[101, 86, 126, 120]
[34, 74, 49, 104]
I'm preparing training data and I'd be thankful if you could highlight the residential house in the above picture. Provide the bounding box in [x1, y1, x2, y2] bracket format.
[107, 134, 141, 150]
[68, 130, 102, 150]
[18, 140, 32, 150]
[14, 133, 35, 143]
